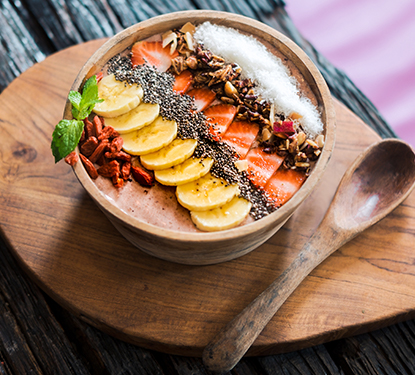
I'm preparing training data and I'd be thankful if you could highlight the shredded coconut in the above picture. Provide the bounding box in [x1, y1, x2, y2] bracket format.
[194, 22, 324, 138]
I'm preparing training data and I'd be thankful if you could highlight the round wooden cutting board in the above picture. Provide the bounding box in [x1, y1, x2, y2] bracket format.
[1, 40, 415, 357]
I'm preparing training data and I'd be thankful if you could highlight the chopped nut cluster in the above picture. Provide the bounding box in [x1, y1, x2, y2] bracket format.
[163, 25, 325, 174]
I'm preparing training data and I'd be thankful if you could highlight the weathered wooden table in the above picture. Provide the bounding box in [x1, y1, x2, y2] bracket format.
[1, 1, 415, 374]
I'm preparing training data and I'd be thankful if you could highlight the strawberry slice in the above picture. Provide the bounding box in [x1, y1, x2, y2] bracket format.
[131, 41, 178, 72]
[173, 70, 193, 94]
[203, 104, 237, 141]
[222, 120, 259, 159]
[264, 168, 307, 207]
[245, 148, 285, 188]
[187, 88, 216, 112]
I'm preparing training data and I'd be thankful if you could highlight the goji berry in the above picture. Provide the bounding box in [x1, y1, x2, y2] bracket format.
[83, 118, 94, 139]
[89, 139, 109, 163]
[80, 136, 98, 157]
[97, 160, 120, 178]
[96, 71, 103, 83]
[64, 151, 78, 166]
[112, 175, 124, 188]
[121, 162, 131, 180]
[80, 129, 86, 143]
[98, 126, 119, 141]
[105, 150, 131, 162]
[93, 116, 103, 138]
[80, 154, 98, 179]
[110, 136, 124, 153]
[131, 166, 154, 187]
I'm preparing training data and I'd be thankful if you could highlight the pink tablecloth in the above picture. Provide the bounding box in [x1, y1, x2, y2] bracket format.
[286, 0, 415, 147]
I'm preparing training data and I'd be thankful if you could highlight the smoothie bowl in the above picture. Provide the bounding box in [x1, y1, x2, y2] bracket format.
[59, 11, 335, 265]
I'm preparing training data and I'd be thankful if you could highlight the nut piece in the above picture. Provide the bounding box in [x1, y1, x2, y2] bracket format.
[306, 139, 319, 149]
[180, 22, 196, 35]
[316, 134, 325, 148]
[235, 159, 248, 172]
[184, 31, 194, 51]
[296, 131, 306, 146]
[261, 127, 272, 142]
[185, 55, 198, 69]
[171, 56, 185, 75]
[224, 81, 238, 97]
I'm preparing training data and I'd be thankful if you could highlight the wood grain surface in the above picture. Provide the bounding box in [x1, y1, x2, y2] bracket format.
[1, 40, 415, 358]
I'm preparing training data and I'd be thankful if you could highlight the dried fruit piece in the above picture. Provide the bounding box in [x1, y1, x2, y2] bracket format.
[64, 151, 78, 166]
[97, 160, 120, 178]
[273, 120, 295, 134]
[112, 175, 124, 188]
[80, 154, 98, 179]
[131, 166, 154, 187]
[89, 139, 109, 164]
[95, 71, 103, 83]
[121, 161, 131, 180]
[98, 126, 119, 141]
[93, 115, 103, 137]
[104, 150, 131, 162]
[110, 136, 124, 153]
[80, 136, 98, 156]
[84, 118, 94, 139]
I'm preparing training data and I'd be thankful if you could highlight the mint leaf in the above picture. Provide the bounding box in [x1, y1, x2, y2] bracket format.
[68, 91, 82, 119]
[51, 74, 104, 162]
[51, 119, 84, 163]
[78, 75, 103, 120]
[68, 91, 82, 109]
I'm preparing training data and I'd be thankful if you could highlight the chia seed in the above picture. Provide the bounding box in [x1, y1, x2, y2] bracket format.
[107, 54, 276, 220]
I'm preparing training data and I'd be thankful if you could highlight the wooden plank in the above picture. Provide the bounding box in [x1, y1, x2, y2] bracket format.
[0, 238, 90, 374]
[256, 345, 343, 375]
[0, 290, 42, 374]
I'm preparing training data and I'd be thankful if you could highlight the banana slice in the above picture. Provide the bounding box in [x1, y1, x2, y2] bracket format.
[190, 196, 251, 232]
[140, 138, 197, 170]
[154, 157, 213, 186]
[122, 116, 177, 155]
[93, 74, 143, 118]
[176, 173, 240, 211]
[104, 103, 160, 134]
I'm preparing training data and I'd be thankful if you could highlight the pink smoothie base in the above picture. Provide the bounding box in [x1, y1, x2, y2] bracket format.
[286, 0, 415, 147]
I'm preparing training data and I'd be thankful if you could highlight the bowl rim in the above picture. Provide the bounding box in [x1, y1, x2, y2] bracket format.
[68, 10, 336, 242]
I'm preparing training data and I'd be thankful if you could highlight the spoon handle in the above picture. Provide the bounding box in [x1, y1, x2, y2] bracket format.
[202, 222, 343, 374]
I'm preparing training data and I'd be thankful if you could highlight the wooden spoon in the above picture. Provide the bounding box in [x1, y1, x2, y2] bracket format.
[203, 138, 415, 373]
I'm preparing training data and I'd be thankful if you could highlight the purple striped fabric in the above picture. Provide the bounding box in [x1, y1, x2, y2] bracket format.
[285, 0, 415, 147]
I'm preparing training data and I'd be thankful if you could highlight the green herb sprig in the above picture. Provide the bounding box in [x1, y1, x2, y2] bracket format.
[51, 75, 103, 163]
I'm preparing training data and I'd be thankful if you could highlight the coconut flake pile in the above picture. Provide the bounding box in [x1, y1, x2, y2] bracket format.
[193, 22, 324, 138]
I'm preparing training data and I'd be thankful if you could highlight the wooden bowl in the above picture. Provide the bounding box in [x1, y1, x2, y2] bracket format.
[66, 10, 336, 265]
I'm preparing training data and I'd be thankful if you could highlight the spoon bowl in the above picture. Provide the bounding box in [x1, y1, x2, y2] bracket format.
[334, 139, 415, 229]
[203, 138, 415, 373]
